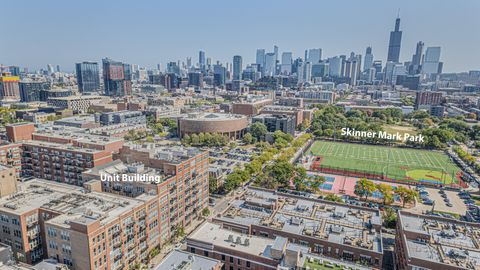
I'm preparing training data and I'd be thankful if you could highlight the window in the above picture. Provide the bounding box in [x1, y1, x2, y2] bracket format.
[229, 257, 233, 263]
[203, 251, 208, 257]
[237, 259, 241, 265]
[247, 261, 251, 268]
[221, 255, 225, 261]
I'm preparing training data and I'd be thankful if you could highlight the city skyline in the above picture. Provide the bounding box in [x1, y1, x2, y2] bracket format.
[1, 0, 479, 73]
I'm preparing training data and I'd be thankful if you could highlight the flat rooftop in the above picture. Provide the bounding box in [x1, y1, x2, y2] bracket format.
[400, 212, 480, 269]
[216, 188, 383, 254]
[154, 250, 221, 270]
[33, 125, 123, 145]
[23, 140, 103, 154]
[124, 142, 205, 163]
[188, 222, 276, 258]
[0, 179, 154, 227]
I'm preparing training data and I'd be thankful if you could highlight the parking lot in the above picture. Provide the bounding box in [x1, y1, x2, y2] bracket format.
[413, 187, 468, 216]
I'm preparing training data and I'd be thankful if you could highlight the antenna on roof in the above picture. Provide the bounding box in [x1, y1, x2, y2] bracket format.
[397, 8, 400, 18]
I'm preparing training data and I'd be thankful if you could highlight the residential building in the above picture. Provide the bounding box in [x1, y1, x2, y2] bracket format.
[97, 110, 146, 126]
[203, 187, 383, 269]
[102, 58, 132, 97]
[252, 114, 296, 135]
[75, 62, 100, 93]
[0, 72, 20, 101]
[396, 211, 480, 270]
[154, 250, 222, 270]
[0, 179, 160, 268]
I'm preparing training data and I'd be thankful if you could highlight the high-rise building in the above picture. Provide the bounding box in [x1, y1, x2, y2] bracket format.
[345, 54, 361, 86]
[297, 62, 312, 83]
[281, 52, 293, 75]
[199, 50, 206, 71]
[422, 47, 442, 77]
[213, 64, 226, 86]
[264, 53, 276, 76]
[387, 17, 402, 63]
[19, 80, 50, 102]
[415, 91, 443, 109]
[255, 49, 265, 70]
[307, 48, 322, 64]
[102, 58, 132, 97]
[188, 71, 204, 87]
[8, 66, 20, 76]
[273, 45, 279, 62]
[363, 46, 374, 71]
[75, 62, 100, 93]
[232, 55, 242, 80]
[327, 56, 342, 77]
[0, 72, 20, 101]
[47, 64, 55, 74]
[409, 41, 424, 74]
[311, 62, 329, 79]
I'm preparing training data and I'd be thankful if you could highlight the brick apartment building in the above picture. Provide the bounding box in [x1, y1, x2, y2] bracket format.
[83, 143, 209, 243]
[0, 179, 160, 269]
[396, 211, 480, 270]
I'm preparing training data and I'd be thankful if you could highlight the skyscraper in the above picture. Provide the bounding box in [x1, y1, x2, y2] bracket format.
[409, 41, 424, 75]
[422, 47, 442, 77]
[327, 56, 342, 77]
[273, 45, 279, 62]
[102, 58, 132, 97]
[255, 49, 265, 69]
[232, 55, 243, 80]
[387, 17, 402, 63]
[75, 62, 100, 93]
[281, 52, 293, 75]
[363, 47, 374, 72]
[307, 48, 322, 64]
[199, 50, 206, 70]
[213, 64, 226, 86]
[264, 53, 276, 77]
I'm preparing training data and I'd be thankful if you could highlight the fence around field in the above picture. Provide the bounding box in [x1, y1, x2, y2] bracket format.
[310, 159, 467, 189]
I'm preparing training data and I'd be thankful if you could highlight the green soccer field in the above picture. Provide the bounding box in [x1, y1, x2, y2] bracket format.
[308, 141, 461, 185]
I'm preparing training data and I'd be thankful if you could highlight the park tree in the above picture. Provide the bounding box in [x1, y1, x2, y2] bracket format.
[242, 133, 254, 144]
[376, 183, 394, 205]
[382, 208, 398, 228]
[354, 178, 376, 201]
[395, 186, 419, 207]
[251, 122, 268, 140]
[324, 194, 343, 203]
[182, 134, 191, 145]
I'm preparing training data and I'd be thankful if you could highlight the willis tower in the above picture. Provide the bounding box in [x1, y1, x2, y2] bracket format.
[387, 17, 402, 63]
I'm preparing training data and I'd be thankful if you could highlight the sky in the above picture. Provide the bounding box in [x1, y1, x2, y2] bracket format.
[1, 0, 479, 73]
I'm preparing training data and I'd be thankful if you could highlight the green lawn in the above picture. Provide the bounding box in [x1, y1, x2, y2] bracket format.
[304, 257, 361, 270]
[308, 141, 461, 185]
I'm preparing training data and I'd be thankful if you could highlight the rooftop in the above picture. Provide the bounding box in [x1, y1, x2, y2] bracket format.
[0, 179, 154, 227]
[400, 212, 480, 269]
[154, 250, 221, 270]
[216, 188, 383, 253]
[188, 222, 276, 259]
[123, 142, 205, 163]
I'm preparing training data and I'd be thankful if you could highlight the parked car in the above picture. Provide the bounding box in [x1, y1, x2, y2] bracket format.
[423, 199, 434, 205]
